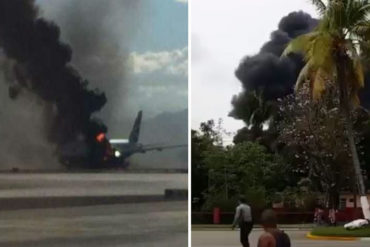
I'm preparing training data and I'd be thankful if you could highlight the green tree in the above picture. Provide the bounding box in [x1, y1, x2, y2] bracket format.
[283, 0, 370, 219]
[278, 84, 356, 208]
[191, 120, 226, 210]
[191, 130, 210, 210]
[202, 142, 288, 211]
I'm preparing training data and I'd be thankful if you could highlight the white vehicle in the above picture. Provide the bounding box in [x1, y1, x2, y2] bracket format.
[344, 219, 369, 230]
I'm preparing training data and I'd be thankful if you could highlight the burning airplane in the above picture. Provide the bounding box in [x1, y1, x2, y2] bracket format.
[58, 111, 187, 169]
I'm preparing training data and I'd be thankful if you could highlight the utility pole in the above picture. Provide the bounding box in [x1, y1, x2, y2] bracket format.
[224, 166, 228, 199]
[208, 169, 213, 193]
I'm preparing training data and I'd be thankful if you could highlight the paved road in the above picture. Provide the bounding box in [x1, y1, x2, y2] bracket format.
[192, 229, 369, 247]
[0, 201, 187, 247]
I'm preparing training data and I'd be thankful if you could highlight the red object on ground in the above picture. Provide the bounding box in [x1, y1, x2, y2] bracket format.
[213, 207, 220, 224]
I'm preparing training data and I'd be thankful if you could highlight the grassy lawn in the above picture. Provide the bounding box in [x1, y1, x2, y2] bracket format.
[311, 226, 370, 237]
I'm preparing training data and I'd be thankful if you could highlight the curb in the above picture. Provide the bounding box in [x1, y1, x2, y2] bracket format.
[192, 227, 312, 232]
[164, 189, 188, 200]
[0, 190, 187, 211]
[0, 195, 164, 211]
[306, 233, 370, 241]
[192, 224, 314, 231]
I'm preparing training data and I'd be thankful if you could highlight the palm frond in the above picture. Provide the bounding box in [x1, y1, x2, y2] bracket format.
[358, 1, 370, 12]
[308, 33, 334, 72]
[346, 1, 370, 29]
[282, 32, 318, 57]
[345, 40, 365, 88]
[312, 68, 327, 100]
[289, 0, 370, 107]
[310, 0, 327, 15]
[295, 63, 311, 91]
[352, 20, 370, 40]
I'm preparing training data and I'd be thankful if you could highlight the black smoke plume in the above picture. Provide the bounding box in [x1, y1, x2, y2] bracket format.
[38, 0, 144, 137]
[0, 1, 107, 163]
[230, 11, 317, 120]
[231, 11, 370, 121]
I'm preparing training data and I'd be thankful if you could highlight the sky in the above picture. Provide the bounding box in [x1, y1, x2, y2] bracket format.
[191, 0, 317, 144]
[36, 0, 188, 135]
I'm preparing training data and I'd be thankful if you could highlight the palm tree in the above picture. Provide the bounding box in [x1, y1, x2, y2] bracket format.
[283, 0, 370, 219]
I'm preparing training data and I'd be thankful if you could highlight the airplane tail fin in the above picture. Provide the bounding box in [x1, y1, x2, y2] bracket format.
[129, 111, 142, 144]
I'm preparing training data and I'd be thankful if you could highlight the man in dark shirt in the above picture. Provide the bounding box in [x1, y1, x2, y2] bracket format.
[257, 209, 291, 247]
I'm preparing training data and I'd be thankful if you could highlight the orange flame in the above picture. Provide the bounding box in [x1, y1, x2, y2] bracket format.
[96, 133, 105, 142]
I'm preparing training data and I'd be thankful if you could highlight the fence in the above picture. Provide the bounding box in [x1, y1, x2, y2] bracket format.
[192, 208, 363, 224]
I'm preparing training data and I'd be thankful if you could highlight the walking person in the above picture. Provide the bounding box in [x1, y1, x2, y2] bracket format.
[317, 206, 324, 225]
[257, 209, 291, 247]
[231, 196, 253, 247]
[314, 205, 324, 226]
[328, 208, 337, 226]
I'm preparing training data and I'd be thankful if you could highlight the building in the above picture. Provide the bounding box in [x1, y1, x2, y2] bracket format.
[339, 191, 370, 209]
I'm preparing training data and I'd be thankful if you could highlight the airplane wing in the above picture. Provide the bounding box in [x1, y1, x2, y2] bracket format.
[140, 144, 187, 152]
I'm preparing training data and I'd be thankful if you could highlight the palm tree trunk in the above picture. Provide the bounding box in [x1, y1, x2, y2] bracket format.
[337, 54, 370, 220]
[344, 112, 370, 219]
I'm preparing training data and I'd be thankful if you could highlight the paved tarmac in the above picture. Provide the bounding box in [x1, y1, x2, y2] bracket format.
[0, 201, 187, 247]
[192, 229, 370, 247]
[0, 173, 187, 197]
[0, 173, 187, 246]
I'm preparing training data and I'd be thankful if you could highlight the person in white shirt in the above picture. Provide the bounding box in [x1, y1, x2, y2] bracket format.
[232, 196, 253, 247]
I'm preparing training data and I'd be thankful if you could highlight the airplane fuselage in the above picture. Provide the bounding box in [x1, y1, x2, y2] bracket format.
[58, 139, 148, 169]
[57, 111, 185, 169]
